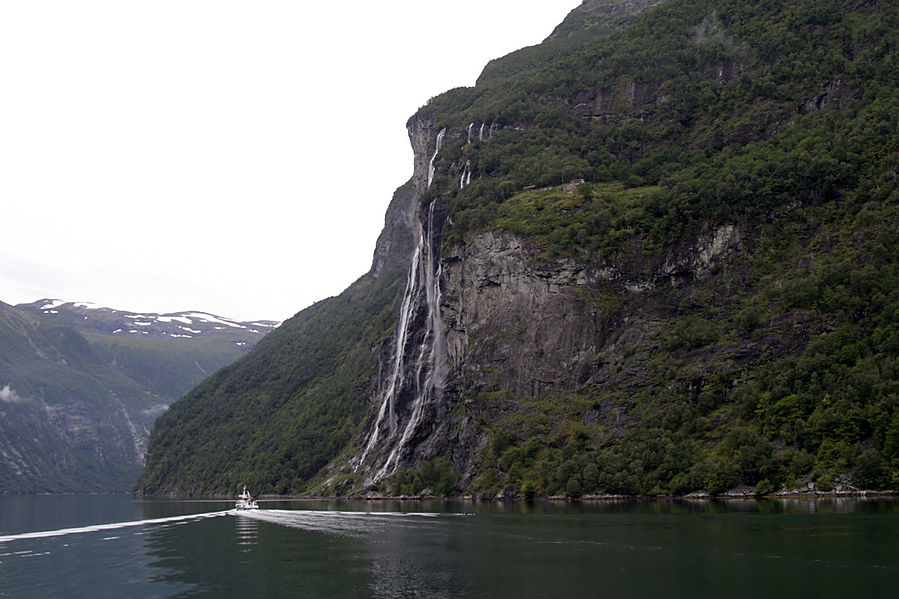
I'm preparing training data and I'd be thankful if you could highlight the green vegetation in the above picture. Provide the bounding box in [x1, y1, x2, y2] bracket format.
[412, 0, 899, 496]
[457, 190, 899, 497]
[420, 0, 897, 250]
[379, 457, 459, 497]
[444, 182, 664, 259]
[138, 0, 898, 497]
[0, 305, 164, 492]
[0, 301, 271, 493]
[136, 266, 409, 496]
[84, 331, 254, 400]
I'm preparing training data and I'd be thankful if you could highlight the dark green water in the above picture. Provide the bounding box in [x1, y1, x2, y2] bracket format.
[0, 495, 896, 598]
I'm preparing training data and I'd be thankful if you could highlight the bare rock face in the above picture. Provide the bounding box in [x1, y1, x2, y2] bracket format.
[352, 218, 741, 489]
[368, 181, 417, 278]
[355, 73, 748, 490]
[406, 114, 438, 193]
[368, 115, 437, 278]
[443, 231, 598, 398]
[441, 224, 742, 399]
[654, 223, 743, 285]
[798, 79, 857, 115]
[354, 103, 747, 489]
[558, 77, 664, 122]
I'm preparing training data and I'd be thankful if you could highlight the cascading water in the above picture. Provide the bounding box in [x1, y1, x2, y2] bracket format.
[467, 123, 474, 145]
[373, 199, 447, 480]
[460, 160, 472, 189]
[357, 240, 422, 466]
[478, 123, 485, 142]
[356, 130, 449, 483]
[427, 128, 446, 187]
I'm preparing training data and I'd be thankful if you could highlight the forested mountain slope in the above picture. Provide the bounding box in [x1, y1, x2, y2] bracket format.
[138, 0, 899, 498]
[0, 300, 273, 492]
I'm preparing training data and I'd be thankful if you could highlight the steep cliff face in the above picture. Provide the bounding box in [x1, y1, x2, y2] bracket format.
[348, 79, 752, 490]
[367, 115, 437, 278]
[345, 0, 899, 496]
[442, 222, 741, 398]
[139, 0, 899, 497]
[443, 230, 599, 398]
[136, 121, 441, 497]
[352, 199, 748, 490]
[348, 120, 454, 486]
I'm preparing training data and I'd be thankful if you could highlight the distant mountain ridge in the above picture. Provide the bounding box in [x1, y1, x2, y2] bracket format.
[1, 299, 275, 492]
[20, 299, 277, 341]
[16, 299, 279, 401]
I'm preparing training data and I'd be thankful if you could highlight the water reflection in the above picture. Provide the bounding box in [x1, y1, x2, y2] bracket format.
[239, 508, 445, 537]
[143, 510, 374, 598]
[234, 514, 258, 552]
[0, 494, 147, 535]
[265, 495, 898, 516]
[235, 508, 470, 596]
[0, 504, 191, 598]
[5, 495, 893, 598]
[362, 515, 469, 599]
[222, 498, 898, 597]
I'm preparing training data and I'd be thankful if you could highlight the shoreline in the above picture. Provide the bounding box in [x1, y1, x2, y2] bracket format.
[248, 489, 898, 502]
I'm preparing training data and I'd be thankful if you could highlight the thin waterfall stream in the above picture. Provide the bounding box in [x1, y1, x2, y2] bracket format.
[357, 129, 449, 483]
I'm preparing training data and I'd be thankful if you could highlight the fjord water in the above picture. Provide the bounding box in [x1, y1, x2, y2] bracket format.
[0, 496, 896, 598]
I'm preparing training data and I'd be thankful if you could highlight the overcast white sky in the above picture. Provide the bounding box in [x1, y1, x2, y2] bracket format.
[0, 1, 577, 322]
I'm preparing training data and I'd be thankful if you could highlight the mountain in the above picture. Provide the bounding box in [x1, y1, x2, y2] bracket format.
[18, 300, 278, 401]
[0, 300, 275, 492]
[137, 0, 899, 498]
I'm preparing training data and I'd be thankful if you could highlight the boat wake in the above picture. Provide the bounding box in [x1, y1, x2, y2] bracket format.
[0, 510, 230, 544]
[235, 509, 455, 538]
[1, 507, 468, 545]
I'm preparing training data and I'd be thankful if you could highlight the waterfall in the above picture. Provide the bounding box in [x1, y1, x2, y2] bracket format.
[375, 200, 447, 480]
[358, 125, 449, 480]
[356, 198, 447, 483]
[357, 239, 423, 467]
[427, 128, 447, 188]
[467, 123, 474, 145]
[478, 123, 485, 142]
[460, 160, 472, 189]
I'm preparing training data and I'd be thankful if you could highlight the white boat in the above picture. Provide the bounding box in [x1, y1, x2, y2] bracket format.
[234, 485, 259, 510]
